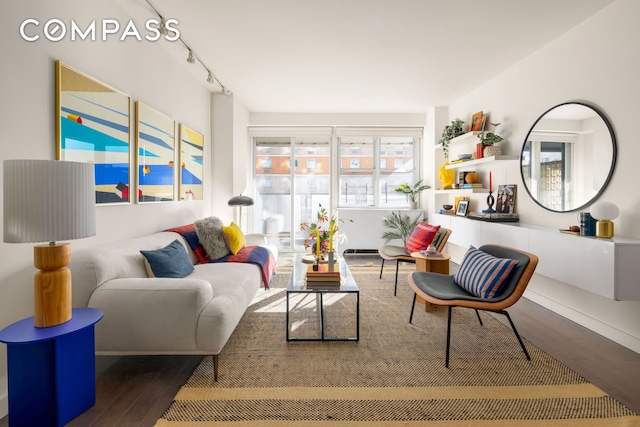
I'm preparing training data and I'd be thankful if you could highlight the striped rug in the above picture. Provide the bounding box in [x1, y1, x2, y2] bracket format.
[156, 265, 640, 426]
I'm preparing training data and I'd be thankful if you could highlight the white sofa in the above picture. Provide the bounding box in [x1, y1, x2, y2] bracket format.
[69, 230, 277, 380]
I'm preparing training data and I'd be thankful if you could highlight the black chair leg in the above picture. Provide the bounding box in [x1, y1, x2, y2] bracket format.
[499, 310, 531, 361]
[379, 259, 384, 279]
[445, 306, 453, 368]
[394, 260, 400, 296]
[475, 309, 483, 325]
[409, 293, 417, 323]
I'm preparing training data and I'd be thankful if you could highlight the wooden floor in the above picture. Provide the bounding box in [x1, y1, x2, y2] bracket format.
[2, 254, 639, 426]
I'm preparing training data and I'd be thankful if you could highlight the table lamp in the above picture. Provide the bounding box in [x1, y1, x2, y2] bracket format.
[3, 159, 96, 327]
[590, 201, 619, 239]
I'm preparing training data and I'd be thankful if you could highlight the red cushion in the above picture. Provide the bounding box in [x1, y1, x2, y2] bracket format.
[405, 221, 441, 253]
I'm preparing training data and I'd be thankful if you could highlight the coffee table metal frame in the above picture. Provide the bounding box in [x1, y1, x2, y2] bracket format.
[286, 254, 359, 342]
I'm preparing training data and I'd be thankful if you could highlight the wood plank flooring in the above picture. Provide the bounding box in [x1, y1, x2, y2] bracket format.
[2, 254, 639, 426]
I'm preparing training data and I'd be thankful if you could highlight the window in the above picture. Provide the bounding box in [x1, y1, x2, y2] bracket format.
[250, 126, 422, 249]
[337, 129, 421, 208]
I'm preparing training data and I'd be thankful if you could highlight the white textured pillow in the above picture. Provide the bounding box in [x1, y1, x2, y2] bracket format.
[195, 216, 230, 260]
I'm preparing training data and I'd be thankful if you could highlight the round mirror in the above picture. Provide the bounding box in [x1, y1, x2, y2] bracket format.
[520, 102, 617, 212]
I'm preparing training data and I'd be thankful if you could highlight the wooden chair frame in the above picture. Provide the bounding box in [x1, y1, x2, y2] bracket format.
[408, 244, 539, 367]
[379, 228, 451, 296]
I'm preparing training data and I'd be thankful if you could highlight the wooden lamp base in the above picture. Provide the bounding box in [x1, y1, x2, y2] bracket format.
[33, 243, 72, 328]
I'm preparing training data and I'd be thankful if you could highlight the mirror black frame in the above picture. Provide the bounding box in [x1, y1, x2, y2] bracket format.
[520, 101, 617, 213]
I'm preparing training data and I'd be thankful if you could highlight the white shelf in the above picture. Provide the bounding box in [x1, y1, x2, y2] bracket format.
[435, 131, 482, 149]
[445, 155, 519, 169]
[435, 188, 489, 195]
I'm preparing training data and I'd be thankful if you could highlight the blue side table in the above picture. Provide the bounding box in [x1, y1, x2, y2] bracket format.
[0, 308, 103, 427]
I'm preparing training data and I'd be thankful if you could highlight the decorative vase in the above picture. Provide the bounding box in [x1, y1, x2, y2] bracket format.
[483, 144, 503, 157]
[476, 143, 484, 159]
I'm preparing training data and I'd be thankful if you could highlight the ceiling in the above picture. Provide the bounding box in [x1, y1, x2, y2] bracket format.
[142, 0, 613, 114]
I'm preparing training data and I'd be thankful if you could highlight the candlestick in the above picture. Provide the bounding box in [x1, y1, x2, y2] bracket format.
[483, 191, 497, 213]
[316, 229, 320, 258]
[329, 226, 333, 252]
[489, 171, 492, 192]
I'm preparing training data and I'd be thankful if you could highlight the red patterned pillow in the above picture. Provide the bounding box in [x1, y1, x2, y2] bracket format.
[405, 221, 441, 254]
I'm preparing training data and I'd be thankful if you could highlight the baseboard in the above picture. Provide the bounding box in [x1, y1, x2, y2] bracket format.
[524, 290, 640, 354]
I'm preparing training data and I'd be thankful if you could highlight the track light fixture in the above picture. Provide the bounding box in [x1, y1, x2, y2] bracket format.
[159, 17, 168, 35]
[187, 50, 195, 64]
[145, 0, 230, 93]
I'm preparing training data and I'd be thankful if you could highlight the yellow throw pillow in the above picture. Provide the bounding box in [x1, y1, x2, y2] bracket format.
[221, 222, 246, 255]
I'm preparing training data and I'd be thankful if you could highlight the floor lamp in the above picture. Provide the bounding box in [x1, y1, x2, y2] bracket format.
[228, 195, 254, 230]
[3, 159, 96, 328]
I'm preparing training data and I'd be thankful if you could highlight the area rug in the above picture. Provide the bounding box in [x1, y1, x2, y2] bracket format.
[156, 264, 640, 426]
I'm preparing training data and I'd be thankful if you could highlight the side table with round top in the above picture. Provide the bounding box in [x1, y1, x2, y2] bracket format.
[410, 252, 451, 310]
[0, 307, 103, 427]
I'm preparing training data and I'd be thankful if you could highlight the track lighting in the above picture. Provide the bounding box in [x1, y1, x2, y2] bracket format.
[145, 0, 229, 93]
[187, 50, 195, 64]
[159, 17, 168, 35]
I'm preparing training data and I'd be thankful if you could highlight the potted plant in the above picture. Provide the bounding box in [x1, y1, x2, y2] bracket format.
[393, 179, 431, 209]
[440, 118, 465, 160]
[477, 122, 504, 157]
[381, 210, 423, 246]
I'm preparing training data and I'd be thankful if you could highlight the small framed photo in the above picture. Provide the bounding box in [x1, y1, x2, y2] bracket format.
[470, 111, 485, 131]
[496, 184, 517, 214]
[456, 200, 469, 216]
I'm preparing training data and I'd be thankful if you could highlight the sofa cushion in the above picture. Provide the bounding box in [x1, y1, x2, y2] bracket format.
[405, 221, 441, 253]
[140, 239, 195, 278]
[454, 246, 519, 298]
[195, 216, 230, 260]
[221, 222, 246, 255]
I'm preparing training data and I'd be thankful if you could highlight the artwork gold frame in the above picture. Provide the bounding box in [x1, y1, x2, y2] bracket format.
[56, 60, 131, 204]
[136, 102, 176, 203]
[179, 124, 204, 200]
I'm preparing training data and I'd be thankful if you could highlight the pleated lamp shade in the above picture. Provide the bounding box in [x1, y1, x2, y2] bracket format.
[3, 159, 96, 243]
[3, 159, 96, 327]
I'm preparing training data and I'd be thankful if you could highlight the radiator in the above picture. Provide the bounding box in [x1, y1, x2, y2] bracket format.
[337, 209, 424, 254]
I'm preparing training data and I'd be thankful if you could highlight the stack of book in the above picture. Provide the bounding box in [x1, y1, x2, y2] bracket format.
[306, 264, 341, 289]
[462, 183, 483, 189]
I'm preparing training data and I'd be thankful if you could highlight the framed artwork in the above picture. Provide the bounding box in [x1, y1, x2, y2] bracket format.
[56, 61, 131, 204]
[179, 124, 204, 200]
[136, 102, 176, 203]
[454, 196, 467, 213]
[470, 111, 485, 132]
[496, 184, 517, 214]
[456, 200, 469, 216]
[350, 159, 360, 168]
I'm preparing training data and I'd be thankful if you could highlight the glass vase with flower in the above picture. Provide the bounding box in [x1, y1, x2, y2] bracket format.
[300, 203, 352, 262]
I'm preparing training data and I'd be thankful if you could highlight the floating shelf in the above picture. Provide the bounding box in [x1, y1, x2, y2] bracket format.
[435, 188, 489, 195]
[445, 155, 519, 169]
[434, 131, 483, 149]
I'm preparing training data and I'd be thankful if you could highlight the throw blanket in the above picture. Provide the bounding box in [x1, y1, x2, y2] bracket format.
[166, 224, 275, 289]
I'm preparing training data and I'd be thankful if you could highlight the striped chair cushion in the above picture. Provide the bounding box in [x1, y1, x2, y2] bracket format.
[454, 246, 519, 298]
[405, 221, 441, 254]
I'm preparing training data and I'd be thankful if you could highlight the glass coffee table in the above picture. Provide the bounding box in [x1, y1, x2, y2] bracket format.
[286, 254, 359, 342]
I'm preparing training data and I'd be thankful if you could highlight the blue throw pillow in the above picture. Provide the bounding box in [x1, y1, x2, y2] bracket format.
[140, 239, 194, 278]
[454, 246, 519, 298]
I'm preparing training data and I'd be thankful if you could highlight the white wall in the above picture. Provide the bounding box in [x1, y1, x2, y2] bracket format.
[446, 0, 640, 352]
[0, 1, 214, 417]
